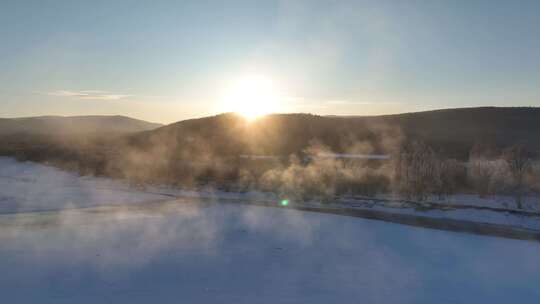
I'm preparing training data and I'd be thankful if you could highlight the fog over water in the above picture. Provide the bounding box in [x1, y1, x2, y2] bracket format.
[2, 204, 540, 303]
[1, 157, 540, 303]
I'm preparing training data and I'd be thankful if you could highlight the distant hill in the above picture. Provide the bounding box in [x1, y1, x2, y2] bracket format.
[361, 106, 540, 157]
[364, 106, 540, 145]
[2, 106, 539, 184]
[131, 107, 540, 159]
[0, 115, 162, 135]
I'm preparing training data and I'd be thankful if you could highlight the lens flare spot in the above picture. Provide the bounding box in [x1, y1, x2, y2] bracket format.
[280, 199, 289, 206]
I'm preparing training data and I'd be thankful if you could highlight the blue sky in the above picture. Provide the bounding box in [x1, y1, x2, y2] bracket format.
[1, 0, 539, 123]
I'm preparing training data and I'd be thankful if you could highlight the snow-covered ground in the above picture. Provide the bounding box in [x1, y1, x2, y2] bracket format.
[374, 193, 540, 212]
[328, 197, 540, 231]
[0, 157, 173, 213]
[432, 194, 540, 211]
[2, 157, 540, 302]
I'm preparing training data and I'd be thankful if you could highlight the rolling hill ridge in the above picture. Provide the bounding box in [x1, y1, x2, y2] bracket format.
[0, 115, 162, 135]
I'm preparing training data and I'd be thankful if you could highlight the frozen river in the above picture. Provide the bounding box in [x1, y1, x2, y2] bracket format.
[1, 202, 540, 303]
[1, 157, 540, 303]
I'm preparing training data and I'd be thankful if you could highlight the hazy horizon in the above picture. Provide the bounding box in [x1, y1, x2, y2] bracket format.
[3, 105, 540, 126]
[1, 0, 540, 124]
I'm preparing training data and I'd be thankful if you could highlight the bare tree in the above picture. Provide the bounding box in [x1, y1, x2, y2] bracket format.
[468, 158, 497, 198]
[503, 145, 533, 209]
[396, 141, 437, 201]
[467, 142, 507, 199]
[433, 158, 462, 199]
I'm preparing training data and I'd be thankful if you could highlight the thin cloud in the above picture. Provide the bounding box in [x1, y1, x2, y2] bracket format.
[48, 90, 132, 100]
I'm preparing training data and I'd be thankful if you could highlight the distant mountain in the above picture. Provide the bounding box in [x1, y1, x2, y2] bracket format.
[361, 107, 540, 156]
[130, 107, 540, 159]
[2, 107, 539, 183]
[0, 115, 162, 135]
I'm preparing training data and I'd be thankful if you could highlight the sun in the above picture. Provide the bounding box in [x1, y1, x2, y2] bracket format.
[221, 74, 280, 120]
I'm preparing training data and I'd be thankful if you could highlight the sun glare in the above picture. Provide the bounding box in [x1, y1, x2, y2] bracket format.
[222, 75, 280, 120]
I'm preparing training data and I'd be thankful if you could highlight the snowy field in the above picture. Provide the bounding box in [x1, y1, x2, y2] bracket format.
[0, 157, 172, 213]
[377, 193, 540, 212]
[331, 197, 540, 231]
[1, 157, 540, 303]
